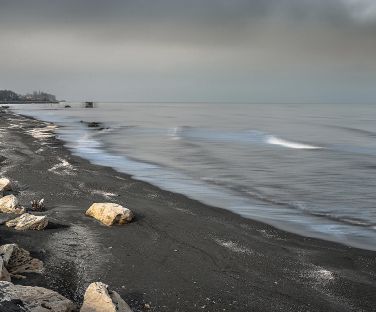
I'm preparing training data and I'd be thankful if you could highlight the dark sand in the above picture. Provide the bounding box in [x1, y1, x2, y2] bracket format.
[0, 111, 375, 311]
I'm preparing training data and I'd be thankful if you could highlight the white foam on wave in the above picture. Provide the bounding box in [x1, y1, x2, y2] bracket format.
[27, 124, 57, 140]
[166, 127, 322, 150]
[168, 127, 181, 140]
[266, 136, 322, 150]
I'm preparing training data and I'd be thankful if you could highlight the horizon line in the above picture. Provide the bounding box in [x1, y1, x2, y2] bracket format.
[61, 100, 376, 105]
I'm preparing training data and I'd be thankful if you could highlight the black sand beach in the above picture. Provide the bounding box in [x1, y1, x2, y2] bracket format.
[0, 110, 375, 311]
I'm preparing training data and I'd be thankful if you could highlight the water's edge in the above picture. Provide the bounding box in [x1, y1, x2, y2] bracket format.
[10, 108, 376, 251]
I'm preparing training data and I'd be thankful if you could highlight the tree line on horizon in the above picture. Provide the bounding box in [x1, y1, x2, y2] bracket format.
[0, 89, 57, 102]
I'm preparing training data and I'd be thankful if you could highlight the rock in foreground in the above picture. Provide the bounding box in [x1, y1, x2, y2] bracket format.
[0, 281, 76, 312]
[6, 213, 48, 231]
[80, 282, 132, 312]
[0, 244, 43, 278]
[85, 203, 133, 226]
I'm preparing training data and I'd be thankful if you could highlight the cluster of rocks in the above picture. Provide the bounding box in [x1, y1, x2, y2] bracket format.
[0, 178, 48, 231]
[0, 178, 134, 229]
[0, 177, 135, 311]
[0, 281, 132, 312]
[0, 243, 132, 311]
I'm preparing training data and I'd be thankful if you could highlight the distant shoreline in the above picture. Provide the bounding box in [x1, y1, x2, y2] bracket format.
[0, 100, 60, 104]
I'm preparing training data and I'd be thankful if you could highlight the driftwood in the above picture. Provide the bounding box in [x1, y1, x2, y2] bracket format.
[30, 198, 45, 211]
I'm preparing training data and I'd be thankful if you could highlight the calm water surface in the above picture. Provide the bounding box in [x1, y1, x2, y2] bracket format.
[10, 103, 376, 250]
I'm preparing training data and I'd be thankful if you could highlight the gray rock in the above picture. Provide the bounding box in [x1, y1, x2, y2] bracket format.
[0, 244, 43, 279]
[0, 281, 76, 312]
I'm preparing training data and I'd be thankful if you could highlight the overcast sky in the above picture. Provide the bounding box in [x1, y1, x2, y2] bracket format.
[0, 0, 375, 103]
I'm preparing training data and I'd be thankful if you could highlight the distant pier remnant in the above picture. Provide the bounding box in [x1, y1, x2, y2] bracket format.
[85, 101, 94, 108]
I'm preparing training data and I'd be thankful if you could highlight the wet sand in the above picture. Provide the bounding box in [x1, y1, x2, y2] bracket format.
[0, 111, 375, 312]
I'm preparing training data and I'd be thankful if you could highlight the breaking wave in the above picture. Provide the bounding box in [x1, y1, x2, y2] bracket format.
[170, 127, 322, 150]
[266, 136, 322, 150]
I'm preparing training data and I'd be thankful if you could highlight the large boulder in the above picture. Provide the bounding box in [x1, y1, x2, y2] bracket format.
[0, 281, 76, 311]
[85, 203, 133, 226]
[0, 195, 24, 214]
[80, 282, 132, 312]
[5, 213, 48, 231]
[0, 244, 43, 278]
[0, 178, 12, 194]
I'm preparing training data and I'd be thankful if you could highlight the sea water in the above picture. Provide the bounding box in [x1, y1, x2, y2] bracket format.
[10, 102, 376, 250]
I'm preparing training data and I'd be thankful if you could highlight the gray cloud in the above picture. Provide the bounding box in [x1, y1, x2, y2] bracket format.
[0, 0, 375, 102]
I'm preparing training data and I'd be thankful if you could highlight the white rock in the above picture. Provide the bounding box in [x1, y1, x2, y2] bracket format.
[0, 281, 76, 311]
[0, 195, 23, 213]
[80, 282, 132, 312]
[0, 178, 11, 194]
[6, 213, 48, 231]
[85, 203, 133, 226]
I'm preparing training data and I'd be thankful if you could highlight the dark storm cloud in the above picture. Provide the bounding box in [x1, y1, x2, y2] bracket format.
[0, 0, 375, 102]
[1, 0, 374, 44]
[0, 0, 268, 46]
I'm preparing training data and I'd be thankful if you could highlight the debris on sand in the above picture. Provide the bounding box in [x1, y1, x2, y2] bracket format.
[30, 198, 45, 211]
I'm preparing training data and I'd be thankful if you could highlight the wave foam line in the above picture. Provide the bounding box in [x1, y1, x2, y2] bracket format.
[266, 136, 322, 150]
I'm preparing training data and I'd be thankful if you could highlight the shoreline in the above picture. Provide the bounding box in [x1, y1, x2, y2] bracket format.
[13, 107, 376, 252]
[0, 110, 375, 311]
[16, 110, 375, 252]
